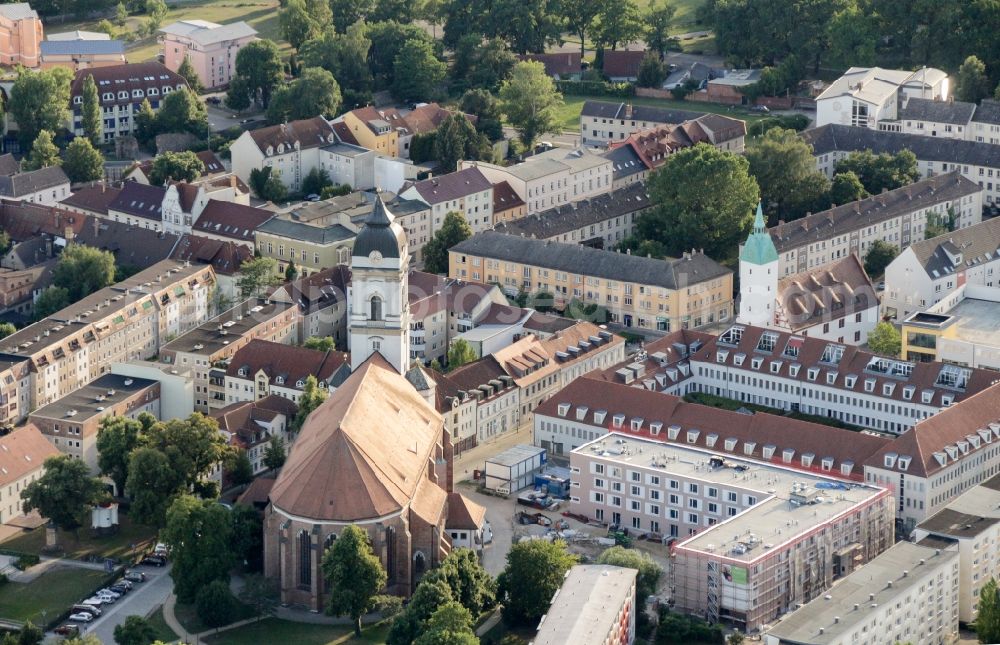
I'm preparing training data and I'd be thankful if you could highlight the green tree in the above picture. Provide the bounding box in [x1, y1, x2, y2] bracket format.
[262, 435, 287, 471]
[63, 138, 105, 183]
[177, 57, 204, 93]
[267, 67, 342, 123]
[956, 55, 991, 103]
[96, 414, 154, 497]
[113, 615, 157, 645]
[637, 144, 759, 259]
[413, 602, 478, 645]
[21, 455, 104, 544]
[236, 256, 280, 297]
[867, 321, 902, 357]
[8, 67, 72, 148]
[452, 37, 517, 94]
[163, 495, 236, 603]
[977, 578, 1000, 644]
[834, 149, 920, 195]
[925, 208, 956, 239]
[156, 87, 208, 136]
[829, 171, 868, 206]
[300, 23, 373, 107]
[33, 286, 70, 319]
[53, 244, 116, 301]
[292, 375, 327, 432]
[366, 21, 433, 90]
[557, 0, 612, 60]
[459, 89, 503, 141]
[303, 336, 335, 351]
[234, 40, 285, 108]
[433, 113, 491, 173]
[388, 577, 454, 645]
[497, 539, 577, 626]
[239, 573, 279, 622]
[322, 524, 388, 636]
[134, 99, 158, 149]
[22, 130, 60, 171]
[637, 52, 666, 88]
[126, 447, 181, 527]
[644, 0, 676, 60]
[392, 39, 446, 102]
[864, 240, 899, 278]
[498, 61, 563, 149]
[430, 548, 496, 615]
[745, 128, 830, 221]
[229, 501, 264, 571]
[4, 622, 43, 645]
[81, 74, 102, 147]
[285, 260, 298, 282]
[0, 322, 15, 340]
[0, 230, 9, 256]
[196, 579, 239, 628]
[330, 0, 374, 32]
[596, 546, 662, 600]
[248, 166, 287, 202]
[727, 633, 745, 645]
[143, 0, 167, 32]
[115, 1, 128, 26]
[593, 0, 641, 51]
[281, 0, 322, 50]
[148, 150, 205, 185]
[824, 4, 877, 70]
[422, 211, 473, 274]
[225, 76, 253, 112]
[229, 450, 254, 486]
[447, 339, 477, 370]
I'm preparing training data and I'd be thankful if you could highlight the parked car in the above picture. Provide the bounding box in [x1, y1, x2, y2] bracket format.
[68, 613, 94, 623]
[305, 193, 320, 202]
[54, 625, 80, 636]
[98, 588, 121, 598]
[750, 104, 770, 113]
[110, 584, 129, 595]
[154, 543, 169, 555]
[141, 555, 167, 567]
[125, 570, 147, 582]
[72, 604, 101, 617]
[206, 96, 222, 105]
[82, 598, 105, 607]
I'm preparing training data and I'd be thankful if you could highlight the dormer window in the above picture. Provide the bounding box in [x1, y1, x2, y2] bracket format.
[733, 353, 745, 366]
[295, 379, 305, 388]
[883, 453, 897, 468]
[789, 364, 800, 377]
[751, 357, 763, 370]
[762, 444, 775, 459]
[724, 437, 737, 451]
[883, 383, 895, 396]
[593, 410, 607, 424]
[612, 413, 625, 428]
[770, 361, 782, 374]
[650, 422, 662, 436]
[743, 441, 755, 456]
[238, 367, 247, 377]
[275, 376, 285, 385]
[826, 372, 837, 385]
[705, 433, 717, 447]
[807, 367, 819, 381]
[903, 385, 915, 400]
[557, 403, 569, 417]
[782, 448, 795, 463]
[631, 418, 643, 432]
[821, 457, 833, 471]
[801, 453, 814, 468]
[840, 461, 854, 476]
[942, 395, 953, 406]
[575, 405, 589, 421]
[898, 456, 911, 471]
[686, 430, 699, 444]
[922, 390, 933, 404]
[864, 378, 876, 392]
[717, 350, 728, 363]
[668, 425, 681, 440]
[845, 375, 857, 388]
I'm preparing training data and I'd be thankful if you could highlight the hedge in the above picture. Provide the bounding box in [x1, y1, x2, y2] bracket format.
[555, 80, 635, 98]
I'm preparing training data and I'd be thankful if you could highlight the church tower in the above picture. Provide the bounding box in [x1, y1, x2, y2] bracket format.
[738, 202, 779, 327]
[349, 194, 411, 375]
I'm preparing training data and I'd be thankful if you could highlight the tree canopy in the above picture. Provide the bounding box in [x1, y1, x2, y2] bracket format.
[497, 539, 577, 626]
[97, 413, 155, 497]
[292, 375, 327, 432]
[499, 61, 563, 149]
[596, 546, 663, 600]
[392, 39, 447, 102]
[867, 321, 901, 357]
[113, 615, 157, 645]
[81, 74, 102, 147]
[447, 339, 477, 370]
[321, 524, 387, 636]
[422, 211, 472, 274]
[863, 240, 899, 278]
[977, 578, 1000, 645]
[21, 455, 105, 542]
[8, 67, 72, 148]
[267, 67, 342, 123]
[22, 130, 60, 171]
[232, 40, 285, 108]
[745, 128, 831, 222]
[148, 151, 205, 185]
[163, 495, 237, 603]
[63, 138, 105, 183]
[53, 244, 116, 302]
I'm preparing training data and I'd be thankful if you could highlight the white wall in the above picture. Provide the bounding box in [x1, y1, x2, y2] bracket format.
[111, 361, 194, 420]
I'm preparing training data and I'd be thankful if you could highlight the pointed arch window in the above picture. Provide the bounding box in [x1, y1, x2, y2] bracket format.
[298, 530, 312, 588]
[370, 295, 383, 321]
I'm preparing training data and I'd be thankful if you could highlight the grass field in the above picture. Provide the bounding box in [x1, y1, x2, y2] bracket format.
[203, 618, 391, 645]
[174, 599, 257, 635]
[147, 606, 179, 643]
[0, 514, 156, 561]
[0, 566, 108, 624]
[553, 94, 769, 132]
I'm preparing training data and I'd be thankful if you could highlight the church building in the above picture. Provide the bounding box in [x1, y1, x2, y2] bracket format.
[263, 195, 486, 609]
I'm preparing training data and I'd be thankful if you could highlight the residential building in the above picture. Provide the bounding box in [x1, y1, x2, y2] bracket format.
[58, 184, 122, 219]
[268, 265, 351, 343]
[884, 216, 1000, 319]
[28, 373, 160, 471]
[601, 145, 648, 190]
[0, 425, 59, 525]
[913, 473, 1000, 624]
[318, 141, 375, 190]
[492, 182, 650, 248]
[223, 339, 350, 407]
[762, 542, 959, 645]
[602, 49, 646, 82]
[171, 234, 252, 301]
[694, 68, 762, 104]
[0, 260, 55, 320]
[758, 172, 983, 277]
[607, 115, 748, 167]
[191, 200, 273, 246]
[106, 181, 166, 230]
[534, 565, 638, 645]
[70, 62, 189, 142]
[662, 61, 716, 90]
[889, 96, 977, 139]
[340, 103, 474, 159]
[803, 124, 1000, 205]
[568, 428, 894, 633]
[229, 117, 338, 192]
[46, 30, 109, 41]
[158, 298, 299, 412]
[159, 20, 257, 89]
[212, 394, 296, 475]
[126, 151, 249, 205]
[254, 216, 356, 277]
[490, 180, 526, 225]
[0, 358, 31, 429]
[40, 38, 125, 71]
[900, 284, 1000, 368]
[0, 166, 71, 205]
[517, 52, 581, 79]
[399, 167, 494, 233]
[450, 231, 734, 332]
[111, 360, 193, 420]
[0, 4, 42, 68]
[579, 100, 713, 145]
[463, 147, 612, 215]
[969, 99, 1000, 145]
[815, 66, 949, 129]
[0, 260, 216, 410]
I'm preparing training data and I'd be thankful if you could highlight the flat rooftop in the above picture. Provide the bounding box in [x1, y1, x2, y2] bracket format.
[574, 433, 884, 564]
[160, 299, 294, 356]
[935, 298, 1000, 345]
[918, 472, 1000, 538]
[533, 565, 637, 645]
[486, 444, 545, 468]
[30, 373, 157, 423]
[764, 542, 956, 644]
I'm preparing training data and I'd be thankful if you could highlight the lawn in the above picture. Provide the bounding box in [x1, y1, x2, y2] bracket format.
[683, 392, 865, 433]
[203, 618, 391, 645]
[147, 606, 179, 643]
[174, 599, 257, 635]
[0, 566, 109, 624]
[0, 513, 156, 561]
[552, 94, 769, 132]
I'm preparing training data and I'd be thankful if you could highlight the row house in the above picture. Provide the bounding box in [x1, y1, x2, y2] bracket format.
[222, 339, 350, 408]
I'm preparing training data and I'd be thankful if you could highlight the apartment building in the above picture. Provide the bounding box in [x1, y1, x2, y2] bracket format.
[804, 124, 1000, 205]
[491, 181, 526, 224]
[607, 116, 748, 171]
[464, 147, 612, 215]
[159, 20, 257, 89]
[534, 565, 637, 645]
[223, 339, 350, 406]
[159, 298, 299, 412]
[40, 38, 125, 71]
[878, 97, 1000, 146]
[229, 117, 338, 192]
[28, 374, 160, 471]
[268, 265, 351, 343]
[0, 166, 71, 206]
[602, 145, 649, 190]
[756, 172, 983, 278]
[815, 66, 949, 129]
[913, 473, 1000, 624]
[255, 217, 356, 278]
[567, 428, 893, 633]
[0, 4, 42, 68]
[212, 394, 297, 475]
[398, 167, 494, 233]
[0, 260, 216, 410]
[341, 103, 473, 158]
[70, 62, 188, 142]
[492, 182, 650, 248]
[763, 542, 959, 645]
[884, 216, 1000, 320]
[900, 285, 1000, 368]
[0, 425, 58, 525]
[450, 232, 733, 332]
[580, 100, 708, 145]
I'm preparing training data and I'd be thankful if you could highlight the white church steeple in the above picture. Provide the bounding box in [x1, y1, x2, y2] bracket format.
[738, 202, 779, 327]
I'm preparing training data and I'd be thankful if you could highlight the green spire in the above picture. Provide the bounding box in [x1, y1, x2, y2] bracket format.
[739, 201, 778, 265]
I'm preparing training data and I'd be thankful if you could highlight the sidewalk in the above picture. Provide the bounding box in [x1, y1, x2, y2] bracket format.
[453, 424, 533, 482]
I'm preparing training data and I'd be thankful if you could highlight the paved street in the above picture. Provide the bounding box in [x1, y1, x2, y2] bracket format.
[63, 564, 173, 645]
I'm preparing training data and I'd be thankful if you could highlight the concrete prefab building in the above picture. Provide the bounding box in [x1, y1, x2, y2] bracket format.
[484, 444, 546, 493]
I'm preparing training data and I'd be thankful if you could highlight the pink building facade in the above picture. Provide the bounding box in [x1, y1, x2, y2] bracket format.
[0, 4, 42, 68]
[159, 20, 256, 90]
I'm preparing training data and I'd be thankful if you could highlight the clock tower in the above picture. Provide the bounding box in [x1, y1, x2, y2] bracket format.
[349, 194, 411, 375]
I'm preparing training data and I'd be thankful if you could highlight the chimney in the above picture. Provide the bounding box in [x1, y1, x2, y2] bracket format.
[624, 103, 633, 119]
[92, 217, 99, 237]
[230, 174, 237, 189]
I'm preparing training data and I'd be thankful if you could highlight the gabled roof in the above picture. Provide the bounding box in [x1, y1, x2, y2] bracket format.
[492, 180, 524, 212]
[59, 184, 122, 215]
[517, 52, 581, 77]
[801, 124, 1000, 168]
[899, 97, 975, 125]
[330, 120, 359, 145]
[268, 354, 443, 522]
[0, 3, 37, 20]
[109, 181, 166, 220]
[906, 216, 1000, 280]
[194, 200, 273, 241]
[41, 40, 125, 56]
[973, 99, 1000, 126]
[602, 49, 646, 78]
[70, 62, 187, 106]
[247, 117, 336, 155]
[0, 424, 59, 488]
[171, 234, 251, 275]
[775, 254, 876, 331]
[580, 100, 706, 124]
[816, 67, 935, 105]
[225, 339, 349, 387]
[212, 394, 298, 450]
[446, 492, 486, 530]
[270, 265, 350, 315]
[401, 103, 475, 135]
[0, 166, 70, 199]
[409, 167, 492, 205]
[159, 20, 257, 46]
[0, 154, 19, 178]
[493, 182, 650, 240]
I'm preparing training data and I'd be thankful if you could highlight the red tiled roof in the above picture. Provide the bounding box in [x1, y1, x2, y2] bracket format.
[59, 184, 122, 215]
[492, 180, 524, 212]
[248, 117, 336, 154]
[775, 254, 877, 331]
[0, 424, 60, 487]
[602, 49, 647, 78]
[71, 62, 188, 107]
[446, 492, 486, 530]
[171, 234, 252, 275]
[518, 52, 581, 77]
[194, 199, 273, 242]
[331, 120, 358, 145]
[225, 339, 349, 386]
